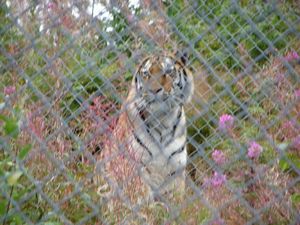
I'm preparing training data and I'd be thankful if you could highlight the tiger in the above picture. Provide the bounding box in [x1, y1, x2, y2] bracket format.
[94, 52, 194, 204]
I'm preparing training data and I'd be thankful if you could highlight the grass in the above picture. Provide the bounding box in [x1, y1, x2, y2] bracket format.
[2, 49, 299, 224]
[1, 0, 300, 224]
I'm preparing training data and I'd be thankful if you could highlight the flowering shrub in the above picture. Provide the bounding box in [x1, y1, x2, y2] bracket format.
[212, 149, 226, 165]
[4, 85, 16, 95]
[295, 89, 300, 98]
[292, 135, 300, 150]
[1, 2, 299, 223]
[218, 114, 234, 131]
[247, 141, 263, 159]
[80, 96, 118, 157]
[284, 50, 299, 61]
[211, 172, 226, 187]
[281, 120, 298, 140]
[204, 171, 226, 188]
[27, 111, 46, 140]
[210, 218, 225, 225]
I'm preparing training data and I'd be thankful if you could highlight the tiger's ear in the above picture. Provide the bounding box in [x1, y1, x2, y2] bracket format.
[175, 50, 188, 65]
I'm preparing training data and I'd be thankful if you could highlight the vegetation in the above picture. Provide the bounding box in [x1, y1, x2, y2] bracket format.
[1, 0, 300, 224]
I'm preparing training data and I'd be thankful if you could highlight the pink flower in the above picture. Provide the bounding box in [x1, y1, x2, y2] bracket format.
[127, 14, 136, 23]
[212, 149, 226, 165]
[295, 89, 300, 98]
[218, 114, 234, 131]
[281, 120, 298, 139]
[47, 2, 57, 10]
[284, 51, 299, 61]
[247, 141, 263, 159]
[275, 73, 285, 83]
[292, 136, 300, 150]
[211, 171, 226, 187]
[210, 218, 225, 225]
[4, 86, 16, 95]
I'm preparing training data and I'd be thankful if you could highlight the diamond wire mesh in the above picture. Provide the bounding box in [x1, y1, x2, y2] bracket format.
[1, 0, 300, 224]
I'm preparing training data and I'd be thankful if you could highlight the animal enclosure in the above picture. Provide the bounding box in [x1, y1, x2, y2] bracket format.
[1, 0, 300, 224]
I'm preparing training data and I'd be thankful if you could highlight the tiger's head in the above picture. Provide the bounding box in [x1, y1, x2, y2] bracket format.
[134, 53, 194, 107]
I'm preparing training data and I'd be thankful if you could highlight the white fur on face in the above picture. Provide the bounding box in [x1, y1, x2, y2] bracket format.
[161, 57, 174, 73]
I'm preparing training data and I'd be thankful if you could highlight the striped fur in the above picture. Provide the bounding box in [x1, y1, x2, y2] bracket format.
[95, 53, 194, 201]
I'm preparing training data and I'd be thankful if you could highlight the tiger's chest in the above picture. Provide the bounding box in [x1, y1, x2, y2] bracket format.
[118, 101, 188, 172]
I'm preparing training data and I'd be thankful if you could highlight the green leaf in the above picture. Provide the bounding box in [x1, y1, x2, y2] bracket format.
[287, 153, 300, 170]
[291, 193, 300, 204]
[12, 214, 23, 225]
[278, 159, 290, 171]
[3, 118, 19, 138]
[124, 72, 133, 81]
[18, 144, 32, 160]
[0, 200, 7, 215]
[7, 171, 23, 186]
[0, 114, 8, 121]
[13, 185, 32, 201]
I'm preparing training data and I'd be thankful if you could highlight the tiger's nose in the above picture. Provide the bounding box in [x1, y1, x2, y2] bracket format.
[160, 74, 173, 93]
[148, 74, 172, 94]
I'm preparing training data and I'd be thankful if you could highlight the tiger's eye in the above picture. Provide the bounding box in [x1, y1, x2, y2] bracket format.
[142, 70, 150, 78]
[141, 59, 152, 79]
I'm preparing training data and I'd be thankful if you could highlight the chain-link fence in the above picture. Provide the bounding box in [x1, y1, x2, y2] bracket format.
[1, 0, 300, 224]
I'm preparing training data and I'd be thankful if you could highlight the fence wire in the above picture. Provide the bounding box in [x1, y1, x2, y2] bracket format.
[1, 0, 300, 224]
